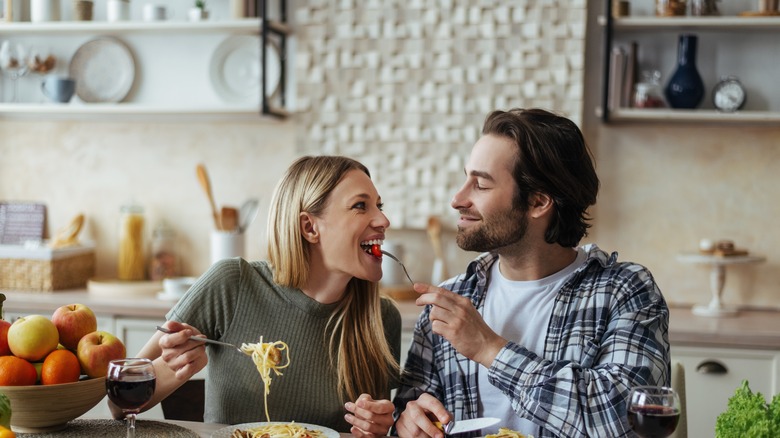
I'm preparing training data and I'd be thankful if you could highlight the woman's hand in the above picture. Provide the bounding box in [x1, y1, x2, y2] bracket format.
[345, 393, 395, 438]
[157, 320, 208, 381]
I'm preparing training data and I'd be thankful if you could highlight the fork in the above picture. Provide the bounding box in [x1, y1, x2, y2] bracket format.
[381, 250, 415, 286]
[155, 326, 244, 353]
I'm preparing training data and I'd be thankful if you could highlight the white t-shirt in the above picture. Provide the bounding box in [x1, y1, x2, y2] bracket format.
[477, 248, 587, 435]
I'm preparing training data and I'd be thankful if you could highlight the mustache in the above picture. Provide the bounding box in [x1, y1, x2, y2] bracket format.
[457, 209, 481, 220]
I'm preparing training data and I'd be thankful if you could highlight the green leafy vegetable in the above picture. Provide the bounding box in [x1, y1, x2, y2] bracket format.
[715, 380, 780, 437]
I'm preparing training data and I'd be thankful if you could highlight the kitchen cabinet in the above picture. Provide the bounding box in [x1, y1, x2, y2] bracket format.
[598, 0, 780, 124]
[0, 8, 291, 121]
[672, 345, 780, 437]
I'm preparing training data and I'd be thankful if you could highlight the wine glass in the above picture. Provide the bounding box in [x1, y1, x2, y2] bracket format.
[0, 40, 30, 102]
[106, 358, 157, 438]
[627, 386, 681, 438]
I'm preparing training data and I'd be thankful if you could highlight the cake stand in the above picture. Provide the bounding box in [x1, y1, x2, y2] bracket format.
[676, 253, 766, 317]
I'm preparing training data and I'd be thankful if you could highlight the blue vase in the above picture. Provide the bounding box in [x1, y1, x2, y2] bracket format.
[664, 34, 705, 109]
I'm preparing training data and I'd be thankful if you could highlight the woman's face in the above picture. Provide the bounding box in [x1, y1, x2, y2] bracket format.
[306, 169, 390, 283]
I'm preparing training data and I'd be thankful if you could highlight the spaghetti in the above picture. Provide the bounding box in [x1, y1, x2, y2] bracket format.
[240, 338, 291, 422]
[485, 428, 532, 438]
[230, 422, 324, 438]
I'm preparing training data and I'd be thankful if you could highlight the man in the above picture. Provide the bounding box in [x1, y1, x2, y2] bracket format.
[393, 108, 670, 438]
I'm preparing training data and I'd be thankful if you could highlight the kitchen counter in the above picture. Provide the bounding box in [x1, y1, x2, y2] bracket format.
[3, 290, 780, 350]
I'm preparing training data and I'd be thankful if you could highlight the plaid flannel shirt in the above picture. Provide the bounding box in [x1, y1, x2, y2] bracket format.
[393, 244, 670, 438]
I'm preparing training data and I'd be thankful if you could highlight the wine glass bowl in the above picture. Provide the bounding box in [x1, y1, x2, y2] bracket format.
[106, 358, 156, 438]
[627, 386, 681, 438]
[0, 40, 30, 102]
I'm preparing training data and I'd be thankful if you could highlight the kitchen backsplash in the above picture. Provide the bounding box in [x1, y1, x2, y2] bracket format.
[1, 1, 778, 313]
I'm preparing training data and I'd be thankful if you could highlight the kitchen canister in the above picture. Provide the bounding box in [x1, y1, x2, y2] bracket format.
[380, 242, 407, 286]
[106, 0, 130, 22]
[210, 230, 245, 265]
[31, 0, 60, 22]
[118, 201, 145, 280]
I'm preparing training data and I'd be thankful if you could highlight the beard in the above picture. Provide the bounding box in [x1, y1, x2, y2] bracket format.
[455, 205, 528, 253]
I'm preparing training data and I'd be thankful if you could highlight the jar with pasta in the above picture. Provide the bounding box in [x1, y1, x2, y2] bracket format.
[118, 202, 145, 281]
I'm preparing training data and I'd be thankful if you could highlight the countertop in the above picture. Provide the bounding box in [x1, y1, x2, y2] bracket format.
[3, 289, 780, 350]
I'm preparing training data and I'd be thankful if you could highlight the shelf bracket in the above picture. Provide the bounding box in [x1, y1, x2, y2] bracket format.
[601, 0, 613, 123]
[260, 0, 288, 119]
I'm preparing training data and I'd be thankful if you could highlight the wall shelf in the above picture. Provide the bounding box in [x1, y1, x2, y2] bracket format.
[0, 1, 292, 121]
[0, 19, 291, 35]
[594, 108, 780, 124]
[598, 1, 780, 124]
[598, 15, 780, 30]
[0, 102, 291, 122]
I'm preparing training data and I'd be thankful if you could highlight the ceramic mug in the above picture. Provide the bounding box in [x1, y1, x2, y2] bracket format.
[30, 0, 60, 22]
[210, 230, 245, 265]
[107, 0, 130, 22]
[143, 3, 169, 21]
[41, 76, 76, 103]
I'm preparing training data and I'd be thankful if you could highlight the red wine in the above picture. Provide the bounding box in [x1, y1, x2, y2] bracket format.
[628, 404, 680, 438]
[106, 377, 156, 411]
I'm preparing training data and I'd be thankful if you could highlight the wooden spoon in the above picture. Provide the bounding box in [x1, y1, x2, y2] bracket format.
[196, 164, 221, 230]
[220, 206, 239, 232]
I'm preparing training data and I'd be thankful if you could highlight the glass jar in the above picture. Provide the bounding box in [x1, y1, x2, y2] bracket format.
[634, 71, 666, 108]
[149, 221, 178, 281]
[118, 202, 145, 281]
[656, 0, 687, 16]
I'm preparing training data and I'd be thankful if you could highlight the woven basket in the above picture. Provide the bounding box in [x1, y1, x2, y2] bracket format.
[0, 245, 95, 292]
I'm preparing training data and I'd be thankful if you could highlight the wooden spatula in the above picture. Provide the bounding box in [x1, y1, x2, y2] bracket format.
[196, 164, 221, 230]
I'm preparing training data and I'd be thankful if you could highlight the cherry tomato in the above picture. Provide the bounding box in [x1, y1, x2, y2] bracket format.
[371, 244, 382, 258]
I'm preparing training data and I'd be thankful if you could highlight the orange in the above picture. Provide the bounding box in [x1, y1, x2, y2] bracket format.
[41, 349, 81, 385]
[0, 425, 14, 438]
[0, 356, 37, 386]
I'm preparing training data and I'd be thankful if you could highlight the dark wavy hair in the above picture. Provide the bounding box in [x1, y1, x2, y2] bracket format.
[481, 108, 599, 247]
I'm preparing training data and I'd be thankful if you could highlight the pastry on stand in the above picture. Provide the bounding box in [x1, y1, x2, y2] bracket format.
[677, 239, 766, 317]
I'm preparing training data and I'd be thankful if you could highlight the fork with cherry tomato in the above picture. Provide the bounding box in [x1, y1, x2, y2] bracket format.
[372, 244, 414, 286]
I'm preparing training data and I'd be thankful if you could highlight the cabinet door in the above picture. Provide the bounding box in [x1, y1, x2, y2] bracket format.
[672, 345, 780, 437]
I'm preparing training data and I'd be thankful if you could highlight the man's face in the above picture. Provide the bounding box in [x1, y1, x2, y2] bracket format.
[451, 134, 528, 253]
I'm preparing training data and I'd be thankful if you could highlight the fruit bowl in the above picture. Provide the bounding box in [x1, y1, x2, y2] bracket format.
[0, 376, 106, 433]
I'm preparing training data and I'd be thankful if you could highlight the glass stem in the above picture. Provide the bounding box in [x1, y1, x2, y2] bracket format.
[126, 413, 137, 438]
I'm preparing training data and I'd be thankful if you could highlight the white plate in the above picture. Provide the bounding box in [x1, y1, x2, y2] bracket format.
[209, 35, 281, 104]
[210, 422, 339, 438]
[69, 37, 135, 103]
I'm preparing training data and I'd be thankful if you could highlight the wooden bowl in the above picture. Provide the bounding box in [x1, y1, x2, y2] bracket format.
[0, 377, 106, 433]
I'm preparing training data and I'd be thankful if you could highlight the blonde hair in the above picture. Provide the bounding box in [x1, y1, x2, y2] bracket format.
[267, 155, 398, 400]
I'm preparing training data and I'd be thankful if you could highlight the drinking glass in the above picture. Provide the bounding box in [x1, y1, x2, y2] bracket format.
[0, 40, 30, 102]
[106, 358, 157, 438]
[627, 386, 681, 438]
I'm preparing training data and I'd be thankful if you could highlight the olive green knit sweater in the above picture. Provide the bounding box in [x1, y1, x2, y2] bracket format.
[167, 258, 401, 432]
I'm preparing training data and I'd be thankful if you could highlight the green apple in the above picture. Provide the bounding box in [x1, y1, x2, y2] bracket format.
[76, 330, 126, 378]
[8, 315, 59, 362]
[51, 303, 98, 350]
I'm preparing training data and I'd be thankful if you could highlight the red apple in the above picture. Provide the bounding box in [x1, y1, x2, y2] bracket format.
[76, 330, 126, 378]
[51, 303, 98, 350]
[7, 315, 60, 362]
[0, 320, 11, 356]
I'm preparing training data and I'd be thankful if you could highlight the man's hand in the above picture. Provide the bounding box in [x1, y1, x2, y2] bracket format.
[395, 393, 451, 438]
[345, 394, 395, 438]
[157, 321, 208, 380]
[414, 283, 506, 367]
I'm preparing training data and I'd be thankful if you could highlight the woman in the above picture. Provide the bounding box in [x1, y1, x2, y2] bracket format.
[130, 156, 400, 436]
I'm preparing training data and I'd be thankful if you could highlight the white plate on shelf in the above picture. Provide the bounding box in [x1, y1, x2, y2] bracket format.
[211, 422, 339, 438]
[209, 35, 281, 104]
[69, 37, 135, 103]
